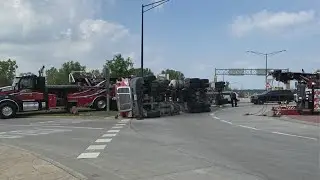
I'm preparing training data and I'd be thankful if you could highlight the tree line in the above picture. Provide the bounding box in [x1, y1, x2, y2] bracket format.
[0, 54, 185, 86]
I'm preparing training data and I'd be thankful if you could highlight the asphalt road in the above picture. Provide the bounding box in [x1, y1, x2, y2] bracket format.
[0, 104, 319, 180]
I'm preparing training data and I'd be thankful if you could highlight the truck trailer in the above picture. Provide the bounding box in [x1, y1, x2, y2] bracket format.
[116, 75, 212, 119]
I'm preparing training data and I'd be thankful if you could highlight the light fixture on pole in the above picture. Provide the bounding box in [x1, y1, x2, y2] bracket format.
[246, 50, 287, 90]
[141, 0, 170, 77]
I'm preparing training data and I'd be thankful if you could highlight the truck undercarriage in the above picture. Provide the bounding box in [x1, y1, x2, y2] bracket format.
[116, 76, 212, 119]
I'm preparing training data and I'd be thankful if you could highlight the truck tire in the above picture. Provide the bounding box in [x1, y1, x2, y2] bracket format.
[0, 102, 17, 119]
[185, 78, 200, 84]
[185, 78, 201, 89]
[146, 110, 161, 118]
[93, 97, 107, 111]
[200, 79, 209, 88]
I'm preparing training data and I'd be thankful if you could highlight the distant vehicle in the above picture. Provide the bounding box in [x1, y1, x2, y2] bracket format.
[222, 91, 240, 103]
[250, 90, 294, 104]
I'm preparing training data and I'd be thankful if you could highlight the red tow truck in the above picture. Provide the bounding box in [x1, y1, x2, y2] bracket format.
[0, 66, 111, 119]
[269, 70, 320, 115]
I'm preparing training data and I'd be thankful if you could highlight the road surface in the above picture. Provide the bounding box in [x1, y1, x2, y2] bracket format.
[0, 104, 319, 180]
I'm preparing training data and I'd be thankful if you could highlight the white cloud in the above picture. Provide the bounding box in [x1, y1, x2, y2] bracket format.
[231, 10, 318, 37]
[0, 0, 151, 74]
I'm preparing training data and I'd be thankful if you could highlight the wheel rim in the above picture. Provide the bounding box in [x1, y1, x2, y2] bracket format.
[2, 106, 13, 117]
[97, 100, 106, 109]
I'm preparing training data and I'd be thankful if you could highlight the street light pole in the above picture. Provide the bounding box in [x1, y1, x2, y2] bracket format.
[246, 50, 287, 90]
[141, 4, 144, 77]
[141, 0, 170, 77]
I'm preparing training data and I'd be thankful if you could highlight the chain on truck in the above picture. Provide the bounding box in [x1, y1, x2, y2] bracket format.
[0, 66, 113, 119]
[116, 75, 212, 119]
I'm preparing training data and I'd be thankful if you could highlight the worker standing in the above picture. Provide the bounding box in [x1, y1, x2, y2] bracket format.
[230, 92, 238, 107]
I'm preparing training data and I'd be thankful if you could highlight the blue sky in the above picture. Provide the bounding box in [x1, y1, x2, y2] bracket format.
[0, 0, 319, 89]
[103, 0, 319, 88]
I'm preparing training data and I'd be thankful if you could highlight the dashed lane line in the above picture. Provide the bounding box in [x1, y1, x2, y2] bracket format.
[220, 119, 232, 125]
[112, 126, 123, 129]
[77, 119, 129, 159]
[237, 125, 260, 131]
[211, 114, 317, 141]
[271, 131, 317, 141]
[107, 129, 120, 133]
[77, 152, 100, 159]
[102, 134, 117, 137]
[95, 138, 112, 143]
[86, 145, 107, 150]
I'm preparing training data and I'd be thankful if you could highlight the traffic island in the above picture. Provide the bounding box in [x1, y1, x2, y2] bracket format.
[0, 143, 86, 180]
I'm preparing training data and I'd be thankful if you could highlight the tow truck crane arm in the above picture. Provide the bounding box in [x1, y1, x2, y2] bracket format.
[269, 70, 319, 85]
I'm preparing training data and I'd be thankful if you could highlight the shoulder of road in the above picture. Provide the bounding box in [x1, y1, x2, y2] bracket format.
[0, 143, 87, 180]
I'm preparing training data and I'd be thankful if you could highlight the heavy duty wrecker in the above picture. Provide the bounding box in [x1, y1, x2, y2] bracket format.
[0, 66, 111, 119]
[269, 70, 320, 115]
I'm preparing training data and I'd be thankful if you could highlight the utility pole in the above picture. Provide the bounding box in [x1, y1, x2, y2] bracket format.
[247, 50, 287, 90]
[104, 66, 110, 112]
[141, 0, 170, 77]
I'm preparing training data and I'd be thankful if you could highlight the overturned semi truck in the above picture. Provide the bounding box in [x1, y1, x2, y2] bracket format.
[116, 76, 211, 119]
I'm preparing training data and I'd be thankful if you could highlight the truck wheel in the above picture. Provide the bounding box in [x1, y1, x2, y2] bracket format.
[0, 102, 17, 119]
[94, 97, 107, 111]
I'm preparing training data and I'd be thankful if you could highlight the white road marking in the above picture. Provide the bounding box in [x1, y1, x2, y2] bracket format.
[77, 121, 128, 160]
[238, 125, 260, 131]
[95, 138, 112, 143]
[0, 135, 23, 138]
[86, 145, 107, 150]
[38, 121, 55, 124]
[212, 114, 317, 141]
[102, 134, 117, 137]
[220, 120, 233, 125]
[77, 152, 100, 159]
[121, 119, 130, 123]
[271, 131, 318, 141]
[112, 126, 123, 129]
[213, 116, 220, 120]
[0, 124, 103, 130]
[108, 130, 120, 133]
[0, 129, 72, 139]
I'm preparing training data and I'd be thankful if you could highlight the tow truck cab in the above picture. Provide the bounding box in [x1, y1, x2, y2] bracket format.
[0, 75, 52, 119]
[0, 73, 109, 119]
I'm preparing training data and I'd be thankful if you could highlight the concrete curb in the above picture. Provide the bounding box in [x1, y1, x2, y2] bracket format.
[0, 143, 88, 180]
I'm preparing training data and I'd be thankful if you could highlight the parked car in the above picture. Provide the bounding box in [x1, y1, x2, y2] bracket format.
[250, 90, 294, 104]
